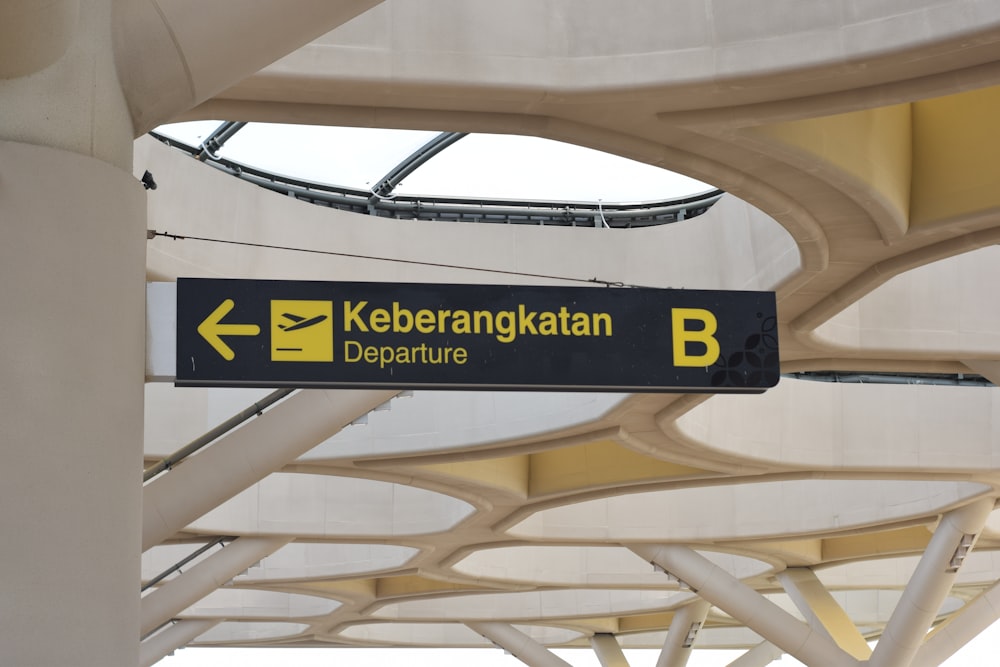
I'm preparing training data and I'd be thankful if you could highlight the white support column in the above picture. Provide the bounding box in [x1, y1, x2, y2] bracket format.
[911, 572, 1000, 667]
[776, 568, 871, 659]
[657, 600, 711, 667]
[0, 137, 144, 664]
[140, 536, 291, 637]
[467, 622, 573, 667]
[869, 498, 994, 667]
[142, 389, 396, 550]
[140, 619, 221, 667]
[633, 545, 859, 667]
[592, 633, 631, 667]
[726, 641, 784, 667]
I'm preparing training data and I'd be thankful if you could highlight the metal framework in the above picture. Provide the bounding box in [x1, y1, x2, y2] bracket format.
[149, 126, 724, 228]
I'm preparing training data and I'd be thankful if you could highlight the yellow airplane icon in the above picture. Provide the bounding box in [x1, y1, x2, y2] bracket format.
[277, 312, 328, 332]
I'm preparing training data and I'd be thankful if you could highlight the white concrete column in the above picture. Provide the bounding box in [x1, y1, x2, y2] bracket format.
[726, 641, 784, 667]
[0, 138, 145, 664]
[912, 578, 1000, 667]
[869, 498, 995, 667]
[776, 568, 871, 659]
[467, 622, 573, 667]
[634, 545, 858, 667]
[591, 633, 631, 667]
[141, 536, 292, 637]
[657, 600, 711, 667]
[142, 389, 396, 550]
[0, 4, 142, 664]
[140, 619, 221, 667]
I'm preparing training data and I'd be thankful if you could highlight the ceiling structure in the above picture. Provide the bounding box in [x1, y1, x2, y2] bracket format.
[134, 2, 1000, 666]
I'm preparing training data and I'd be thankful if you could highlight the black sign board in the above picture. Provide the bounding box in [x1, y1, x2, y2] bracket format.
[176, 278, 778, 392]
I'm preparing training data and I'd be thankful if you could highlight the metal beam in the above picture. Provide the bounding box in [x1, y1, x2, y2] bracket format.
[370, 131, 467, 198]
[467, 622, 573, 667]
[657, 599, 711, 667]
[148, 131, 724, 228]
[633, 545, 859, 667]
[776, 568, 870, 659]
[869, 498, 994, 667]
[197, 121, 247, 161]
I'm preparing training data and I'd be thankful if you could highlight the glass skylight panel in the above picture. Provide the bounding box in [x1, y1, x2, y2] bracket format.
[394, 133, 711, 202]
[151, 123, 713, 205]
[214, 123, 440, 190]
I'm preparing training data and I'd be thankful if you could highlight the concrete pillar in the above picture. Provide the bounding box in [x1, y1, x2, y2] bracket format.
[0, 141, 145, 662]
[727, 642, 784, 667]
[869, 498, 995, 667]
[142, 389, 397, 550]
[634, 545, 859, 667]
[912, 578, 1000, 667]
[591, 633, 631, 667]
[141, 536, 292, 637]
[657, 600, 711, 667]
[0, 2, 143, 663]
[776, 568, 870, 659]
[0, 2, 389, 665]
[467, 622, 573, 667]
[140, 620, 221, 667]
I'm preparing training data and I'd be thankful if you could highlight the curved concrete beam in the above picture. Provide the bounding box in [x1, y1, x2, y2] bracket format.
[0, 0, 78, 79]
[143, 389, 396, 550]
[141, 536, 291, 637]
[114, 0, 384, 134]
[467, 622, 573, 667]
[140, 619, 220, 667]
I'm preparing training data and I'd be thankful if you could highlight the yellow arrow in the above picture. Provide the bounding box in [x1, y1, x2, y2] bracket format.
[197, 299, 261, 361]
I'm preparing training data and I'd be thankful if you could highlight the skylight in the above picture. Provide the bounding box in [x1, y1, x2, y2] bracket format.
[154, 122, 711, 204]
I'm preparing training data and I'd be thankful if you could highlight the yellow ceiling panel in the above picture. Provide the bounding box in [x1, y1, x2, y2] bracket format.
[528, 440, 712, 497]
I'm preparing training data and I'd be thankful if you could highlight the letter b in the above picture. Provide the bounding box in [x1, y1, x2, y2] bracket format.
[393, 302, 414, 333]
[671, 308, 720, 367]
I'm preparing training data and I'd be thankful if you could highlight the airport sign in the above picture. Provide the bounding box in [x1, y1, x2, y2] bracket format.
[174, 278, 779, 392]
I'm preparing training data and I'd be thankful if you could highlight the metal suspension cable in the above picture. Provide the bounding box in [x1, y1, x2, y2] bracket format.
[148, 231, 636, 288]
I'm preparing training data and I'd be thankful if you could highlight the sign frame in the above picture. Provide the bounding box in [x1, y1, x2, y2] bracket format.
[169, 278, 779, 393]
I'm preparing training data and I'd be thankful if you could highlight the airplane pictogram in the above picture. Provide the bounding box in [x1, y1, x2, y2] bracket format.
[277, 312, 328, 332]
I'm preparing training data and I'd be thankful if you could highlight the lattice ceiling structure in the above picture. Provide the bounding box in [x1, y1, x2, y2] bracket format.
[5, 2, 1000, 667]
